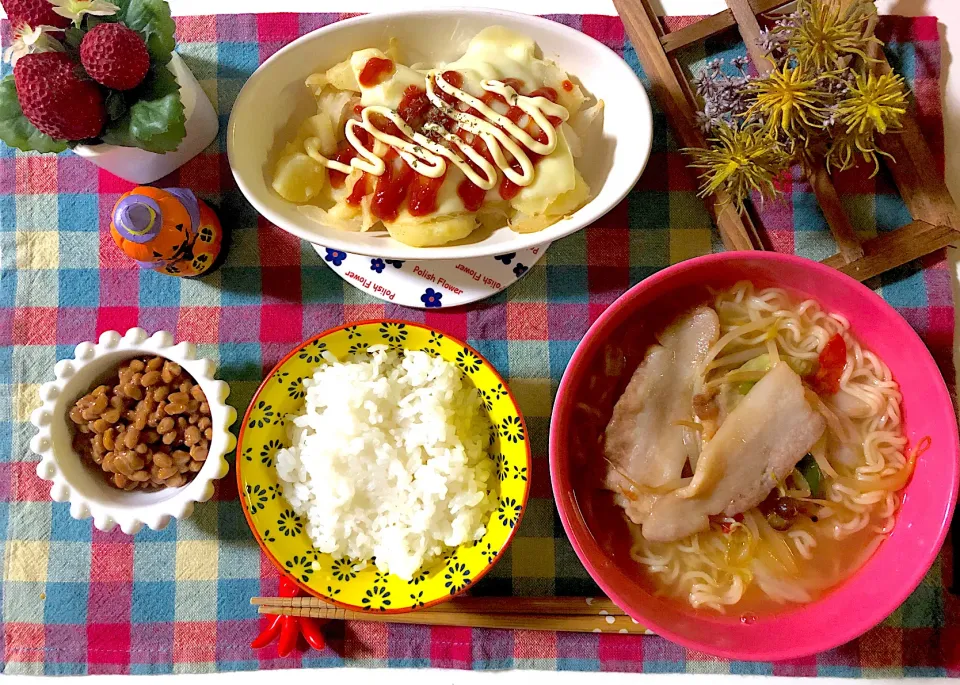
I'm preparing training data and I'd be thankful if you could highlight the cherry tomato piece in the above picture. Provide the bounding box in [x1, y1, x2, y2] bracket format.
[810, 333, 847, 395]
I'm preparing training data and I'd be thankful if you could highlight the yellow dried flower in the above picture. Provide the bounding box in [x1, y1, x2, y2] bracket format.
[785, 0, 881, 72]
[836, 71, 908, 135]
[744, 63, 831, 142]
[685, 123, 790, 210]
[826, 71, 908, 174]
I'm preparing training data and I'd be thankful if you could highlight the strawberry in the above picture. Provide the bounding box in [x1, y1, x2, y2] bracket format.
[14, 52, 106, 141]
[80, 23, 150, 91]
[1, 0, 70, 30]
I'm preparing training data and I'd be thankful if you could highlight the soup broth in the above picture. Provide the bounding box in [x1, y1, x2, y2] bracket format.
[592, 282, 919, 614]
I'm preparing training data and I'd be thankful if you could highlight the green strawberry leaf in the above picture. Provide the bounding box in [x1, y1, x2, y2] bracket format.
[0, 76, 69, 154]
[114, 0, 177, 65]
[101, 66, 185, 153]
[105, 91, 129, 122]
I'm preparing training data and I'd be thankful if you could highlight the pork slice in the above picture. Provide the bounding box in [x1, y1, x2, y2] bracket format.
[641, 362, 826, 543]
[603, 306, 720, 519]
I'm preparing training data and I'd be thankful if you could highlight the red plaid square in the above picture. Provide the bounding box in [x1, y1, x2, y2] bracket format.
[259, 304, 303, 343]
[258, 224, 303, 268]
[430, 627, 473, 668]
[586, 223, 630, 267]
[667, 152, 699, 192]
[859, 626, 903, 667]
[174, 621, 218, 663]
[5, 622, 46, 663]
[177, 306, 221, 343]
[507, 302, 548, 340]
[99, 268, 140, 306]
[178, 154, 221, 195]
[912, 16, 940, 42]
[97, 168, 137, 195]
[12, 462, 49, 502]
[581, 14, 624, 49]
[635, 153, 668, 192]
[87, 623, 131, 667]
[344, 304, 387, 322]
[16, 156, 58, 195]
[256, 13, 299, 42]
[91, 542, 134, 583]
[12, 307, 57, 345]
[529, 457, 552, 499]
[940, 627, 960, 672]
[176, 14, 217, 42]
[424, 310, 468, 341]
[346, 622, 390, 659]
[514, 629, 556, 658]
[598, 632, 644, 670]
[262, 265, 302, 302]
[96, 307, 140, 336]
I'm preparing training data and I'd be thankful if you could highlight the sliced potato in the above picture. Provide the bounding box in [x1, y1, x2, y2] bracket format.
[509, 168, 590, 234]
[299, 204, 362, 232]
[305, 72, 328, 96]
[385, 36, 402, 63]
[328, 194, 362, 221]
[326, 57, 359, 92]
[272, 153, 326, 203]
[385, 214, 477, 247]
[511, 128, 577, 216]
[299, 113, 338, 157]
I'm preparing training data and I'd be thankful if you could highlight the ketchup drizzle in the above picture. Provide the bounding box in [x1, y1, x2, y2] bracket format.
[335, 69, 555, 218]
[358, 57, 395, 88]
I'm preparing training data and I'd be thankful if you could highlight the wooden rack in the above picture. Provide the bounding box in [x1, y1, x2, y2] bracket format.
[613, 0, 960, 281]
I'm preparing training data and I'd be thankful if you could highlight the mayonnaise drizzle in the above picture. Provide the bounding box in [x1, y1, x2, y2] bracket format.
[303, 71, 569, 191]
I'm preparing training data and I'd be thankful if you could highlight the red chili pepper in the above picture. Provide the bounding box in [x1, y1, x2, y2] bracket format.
[277, 616, 300, 658]
[251, 613, 283, 650]
[299, 616, 327, 651]
[810, 333, 847, 395]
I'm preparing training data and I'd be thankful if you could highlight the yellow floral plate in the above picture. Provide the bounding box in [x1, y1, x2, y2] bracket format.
[237, 320, 531, 613]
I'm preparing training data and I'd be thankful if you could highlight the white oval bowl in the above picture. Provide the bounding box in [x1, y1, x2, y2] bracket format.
[30, 328, 237, 535]
[227, 8, 652, 260]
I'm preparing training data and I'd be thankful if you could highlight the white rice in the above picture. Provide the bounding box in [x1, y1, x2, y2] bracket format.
[275, 345, 495, 581]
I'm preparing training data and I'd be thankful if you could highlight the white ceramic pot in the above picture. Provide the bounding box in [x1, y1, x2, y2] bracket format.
[74, 52, 219, 185]
[30, 328, 237, 534]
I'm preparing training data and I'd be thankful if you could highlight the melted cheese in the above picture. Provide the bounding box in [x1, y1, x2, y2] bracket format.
[512, 127, 577, 216]
[351, 48, 423, 109]
[281, 26, 596, 245]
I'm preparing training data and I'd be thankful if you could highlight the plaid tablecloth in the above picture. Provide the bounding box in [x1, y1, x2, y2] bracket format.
[1, 12, 956, 677]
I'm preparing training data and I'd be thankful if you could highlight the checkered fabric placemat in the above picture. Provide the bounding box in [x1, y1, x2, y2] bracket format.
[0, 12, 956, 676]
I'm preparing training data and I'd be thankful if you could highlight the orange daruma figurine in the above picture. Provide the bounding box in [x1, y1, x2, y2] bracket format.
[110, 187, 223, 277]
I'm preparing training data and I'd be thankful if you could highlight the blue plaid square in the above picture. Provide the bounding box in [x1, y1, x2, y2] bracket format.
[57, 194, 99, 232]
[43, 582, 89, 624]
[546, 265, 589, 303]
[132, 581, 176, 623]
[58, 269, 100, 308]
[139, 269, 182, 307]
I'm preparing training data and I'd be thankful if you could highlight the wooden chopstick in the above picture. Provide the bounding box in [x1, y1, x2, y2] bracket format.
[252, 595, 629, 617]
[255, 605, 650, 635]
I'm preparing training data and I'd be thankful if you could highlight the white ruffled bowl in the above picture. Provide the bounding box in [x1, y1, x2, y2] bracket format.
[29, 328, 236, 534]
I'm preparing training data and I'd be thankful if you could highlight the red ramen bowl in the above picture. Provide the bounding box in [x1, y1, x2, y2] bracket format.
[550, 251, 958, 660]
